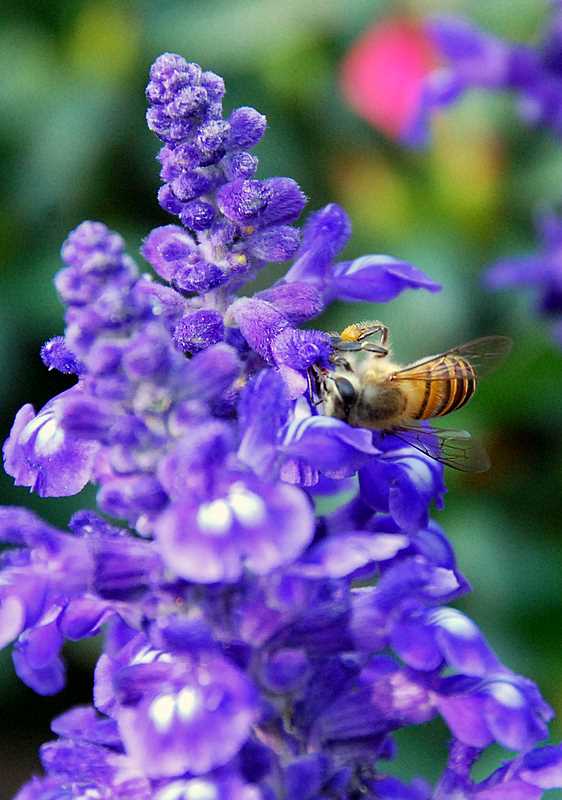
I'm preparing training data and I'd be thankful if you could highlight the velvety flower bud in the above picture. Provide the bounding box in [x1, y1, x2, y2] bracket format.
[40, 336, 83, 374]
[170, 169, 212, 201]
[227, 297, 290, 362]
[173, 309, 225, 353]
[221, 151, 259, 180]
[157, 183, 184, 215]
[244, 224, 301, 262]
[227, 106, 267, 148]
[178, 199, 216, 230]
[171, 258, 227, 294]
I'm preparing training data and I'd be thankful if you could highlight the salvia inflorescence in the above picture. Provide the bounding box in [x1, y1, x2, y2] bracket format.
[3, 52, 562, 800]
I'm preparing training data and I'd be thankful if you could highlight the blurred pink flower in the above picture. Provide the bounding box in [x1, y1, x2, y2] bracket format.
[341, 17, 437, 139]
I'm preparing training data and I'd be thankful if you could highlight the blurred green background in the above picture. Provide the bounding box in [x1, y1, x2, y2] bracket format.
[1, 0, 562, 795]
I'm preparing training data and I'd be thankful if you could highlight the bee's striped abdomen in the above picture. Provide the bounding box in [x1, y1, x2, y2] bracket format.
[413, 356, 477, 419]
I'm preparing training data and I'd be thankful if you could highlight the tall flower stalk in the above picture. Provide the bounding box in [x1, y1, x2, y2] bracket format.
[3, 53, 562, 799]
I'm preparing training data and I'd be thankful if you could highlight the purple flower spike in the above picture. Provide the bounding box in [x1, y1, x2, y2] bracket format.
[4, 48, 562, 800]
[485, 210, 562, 345]
[406, 7, 562, 149]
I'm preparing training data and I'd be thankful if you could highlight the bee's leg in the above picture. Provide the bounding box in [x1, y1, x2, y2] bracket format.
[355, 322, 389, 347]
[338, 321, 389, 348]
[331, 337, 388, 357]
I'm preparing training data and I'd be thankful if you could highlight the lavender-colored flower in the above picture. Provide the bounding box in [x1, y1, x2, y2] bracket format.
[485, 209, 562, 346]
[3, 51, 561, 800]
[405, 7, 562, 146]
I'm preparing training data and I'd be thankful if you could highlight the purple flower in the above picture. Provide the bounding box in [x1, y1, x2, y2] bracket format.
[3, 50, 561, 800]
[406, 8, 562, 146]
[3, 388, 102, 497]
[359, 432, 446, 531]
[154, 471, 314, 583]
[110, 650, 258, 777]
[485, 210, 562, 345]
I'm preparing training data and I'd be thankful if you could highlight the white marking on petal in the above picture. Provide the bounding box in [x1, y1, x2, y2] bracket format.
[228, 483, 266, 527]
[197, 499, 233, 536]
[19, 410, 53, 443]
[489, 682, 525, 708]
[155, 783, 185, 800]
[33, 417, 65, 456]
[149, 693, 176, 732]
[388, 672, 430, 712]
[176, 686, 201, 721]
[132, 645, 165, 665]
[433, 609, 478, 638]
[402, 456, 433, 484]
[184, 779, 218, 800]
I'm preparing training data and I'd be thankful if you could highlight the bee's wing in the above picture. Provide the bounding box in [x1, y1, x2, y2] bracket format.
[390, 336, 512, 382]
[387, 425, 491, 473]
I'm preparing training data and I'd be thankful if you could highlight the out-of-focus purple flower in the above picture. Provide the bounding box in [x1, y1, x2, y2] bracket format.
[486, 209, 562, 345]
[405, 8, 562, 146]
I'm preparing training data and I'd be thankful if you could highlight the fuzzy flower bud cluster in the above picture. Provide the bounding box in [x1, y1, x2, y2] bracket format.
[2, 53, 562, 800]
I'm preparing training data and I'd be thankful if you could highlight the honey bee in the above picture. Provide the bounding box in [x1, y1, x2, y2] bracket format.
[313, 321, 512, 472]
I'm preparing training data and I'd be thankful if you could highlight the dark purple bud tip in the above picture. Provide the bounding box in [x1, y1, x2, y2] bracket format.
[217, 179, 270, 224]
[227, 106, 267, 149]
[40, 337, 83, 375]
[222, 151, 259, 180]
[245, 225, 301, 262]
[173, 310, 225, 353]
[171, 260, 227, 295]
[179, 200, 216, 231]
[171, 170, 212, 202]
[157, 183, 185, 215]
[142, 226, 196, 281]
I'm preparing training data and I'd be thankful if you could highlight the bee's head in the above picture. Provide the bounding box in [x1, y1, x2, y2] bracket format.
[320, 373, 359, 420]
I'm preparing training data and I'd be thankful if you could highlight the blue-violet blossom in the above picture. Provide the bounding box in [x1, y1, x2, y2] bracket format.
[3, 52, 562, 799]
[401, 4, 562, 348]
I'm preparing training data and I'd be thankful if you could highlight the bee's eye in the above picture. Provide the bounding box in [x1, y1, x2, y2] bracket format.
[334, 377, 357, 409]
